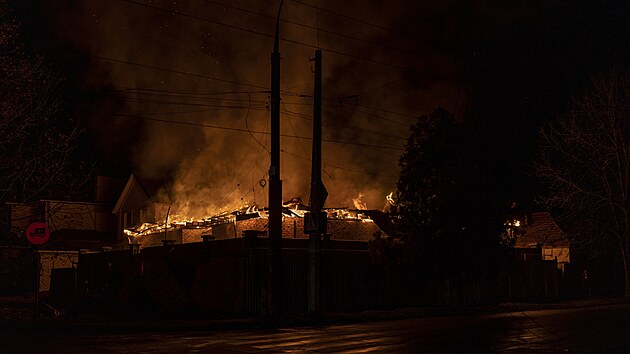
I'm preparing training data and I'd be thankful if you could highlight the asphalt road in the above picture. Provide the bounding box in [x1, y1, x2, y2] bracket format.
[2, 302, 630, 353]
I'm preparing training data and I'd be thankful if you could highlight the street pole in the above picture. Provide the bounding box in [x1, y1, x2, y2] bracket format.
[35, 249, 39, 321]
[268, 0, 284, 324]
[308, 49, 323, 314]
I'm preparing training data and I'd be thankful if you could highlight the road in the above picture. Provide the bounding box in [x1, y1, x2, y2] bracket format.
[2, 302, 630, 353]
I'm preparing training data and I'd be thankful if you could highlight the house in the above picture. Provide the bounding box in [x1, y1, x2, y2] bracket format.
[3, 177, 123, 248]
[1, 176, 125, 294]
[113, 175, 392, 249]
[514, 212, 570, 271]
[112, 174, 171, 244]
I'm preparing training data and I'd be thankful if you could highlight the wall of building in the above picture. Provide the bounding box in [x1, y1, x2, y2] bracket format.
[133, 229, 182, 249]
[8, 204, 36, 232]
[45, 201, 115, 233]
[543, 246, 570, 270]
[132, 216, 381, 249]
[39, 251, 77, 292]
[209, 217, 380, 241]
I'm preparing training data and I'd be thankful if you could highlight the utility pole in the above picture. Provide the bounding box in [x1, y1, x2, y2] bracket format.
[307, 49, 326, 314]
[268, 0, 284, 324]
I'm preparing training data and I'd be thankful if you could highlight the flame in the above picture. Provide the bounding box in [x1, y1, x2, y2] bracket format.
[386, 192, 395, 205]
[123, 196, 378, 243]
[352, 192, 368, 210]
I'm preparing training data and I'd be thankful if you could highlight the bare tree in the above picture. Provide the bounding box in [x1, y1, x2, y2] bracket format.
[536, 71, 630, 295]
[0, 1, 86, 206]
[0, 1, 91, 246]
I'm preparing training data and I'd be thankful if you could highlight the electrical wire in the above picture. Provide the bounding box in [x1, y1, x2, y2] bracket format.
[288, 0, 444, 45]
[201, 0, 423, 59]
[116, 0, 444, 79]
[79, 109, 406, 151]
[245, 94, 269, 153]
[281, 106, 407, 141]
[97, 85, 416, 136]
[281, 149, 398, 180]
[90, 54, 269, 90]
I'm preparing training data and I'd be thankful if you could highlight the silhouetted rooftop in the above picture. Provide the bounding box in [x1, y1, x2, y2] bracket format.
[515, 212, 569, 248]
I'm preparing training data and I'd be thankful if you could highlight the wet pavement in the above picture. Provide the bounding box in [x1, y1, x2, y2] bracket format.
[2, 301, 630, 352]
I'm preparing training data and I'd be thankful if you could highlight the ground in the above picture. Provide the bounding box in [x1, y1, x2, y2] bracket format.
[1, 296, 630, 352]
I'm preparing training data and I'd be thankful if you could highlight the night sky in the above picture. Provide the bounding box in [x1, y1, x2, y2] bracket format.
[11, 0, 630, 216]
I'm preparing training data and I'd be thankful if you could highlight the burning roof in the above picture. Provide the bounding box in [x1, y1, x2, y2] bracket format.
[124, 199, 390, 248]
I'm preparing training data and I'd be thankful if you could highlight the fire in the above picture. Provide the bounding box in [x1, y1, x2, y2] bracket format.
[124, 193, 393, 247]
[123, 196, 379, 243]
[352, 192, 368, 210]
[386, 192, 395, 206]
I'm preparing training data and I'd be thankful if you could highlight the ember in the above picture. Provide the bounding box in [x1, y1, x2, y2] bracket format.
[124, 196, 383, 248]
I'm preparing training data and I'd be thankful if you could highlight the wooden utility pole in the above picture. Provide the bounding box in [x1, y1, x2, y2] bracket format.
[307, 49, 326, 314]
[268, 0, 284, 324]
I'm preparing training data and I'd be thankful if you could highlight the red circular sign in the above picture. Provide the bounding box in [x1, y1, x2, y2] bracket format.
[25, 222, 51, 246]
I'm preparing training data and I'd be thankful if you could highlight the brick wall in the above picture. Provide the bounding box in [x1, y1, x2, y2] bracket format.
[210, 217, 379, 241]
[135, 217, 381, 247]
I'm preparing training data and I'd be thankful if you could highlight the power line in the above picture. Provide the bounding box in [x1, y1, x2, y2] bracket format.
[343, 102, 418, 119]
[116, 0, 441, 79]
[286, 94, 418, 119]
[100, 87, 267, 96]
[90, 54, 270, 90]
[284, 102, 415, 126]
[337, 105, 415, 127]
[114, 98, 266, 109]
[90, 56, 310, 98]
[95, 87, 411, 141]
[81, 110, 405, 151]
[102, 85, 417, 126]
[93, 85, 411, 144]
[202, 0, 423, 58]
[281, 149, 398, 180]
[134, 108, 238, 116]
[288, 0, 436, 45]
[279, 109, 403, 158]
[281, 107, 407, 141]
[244, 93, 269, 153]
[104, 90, 268, 104]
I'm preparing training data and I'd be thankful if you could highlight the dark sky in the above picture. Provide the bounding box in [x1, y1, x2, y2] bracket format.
[12, 0, 630, 216]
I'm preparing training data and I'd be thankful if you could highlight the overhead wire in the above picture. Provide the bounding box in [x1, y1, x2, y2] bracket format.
[201, 0, 423, 58]
[100, 86, 267, 96]
[216, 97, 270, 209]
[281, 107, 406, 143]
[79, 109, 406, 151]
[227, 170, 269, 212]
[113, 98, 265, 109]
[93, 84, 411, 147]
[282, 102, 310, 160]
[279, 100, 415, 127]
[90, 54, 270, 90]
[281, 149, 398, 180]
[116, 0, 444, 79]
[280, 109, 401, 159]
[100, 83, 416, 130]
[285, 94, 418, 119]
[132, 108, 237, 116]
[93, 85, 411, 147]
[288, 0, 439, 45]
[245, 93, 270, 153]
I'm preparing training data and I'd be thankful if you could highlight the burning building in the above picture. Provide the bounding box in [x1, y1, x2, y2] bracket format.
[113, 174, 393, 250]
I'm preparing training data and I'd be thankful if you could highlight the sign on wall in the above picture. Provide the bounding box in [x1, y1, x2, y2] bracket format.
[25, 222, 51, 246]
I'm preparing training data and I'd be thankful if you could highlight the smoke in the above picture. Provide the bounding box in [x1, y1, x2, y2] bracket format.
[42, 0, 471, 216]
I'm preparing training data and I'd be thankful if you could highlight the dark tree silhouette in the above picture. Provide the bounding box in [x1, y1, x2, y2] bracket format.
[536, 72, 630, 296]
[0, 1, 92, 246]
[0, 0, 87, 205]
[372, 107, 507, 290]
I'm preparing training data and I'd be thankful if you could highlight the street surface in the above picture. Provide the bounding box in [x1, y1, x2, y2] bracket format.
[2, 302, 630, 353]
